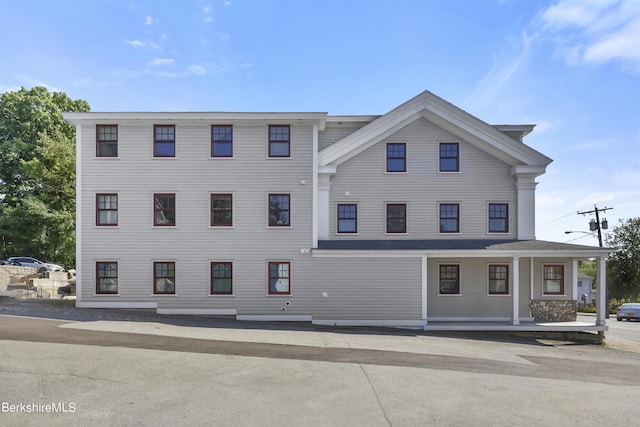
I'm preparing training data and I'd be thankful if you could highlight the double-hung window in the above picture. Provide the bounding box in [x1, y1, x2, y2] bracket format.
[439, 265, 460, 295]
[488, 265, 509, 295]
[96, 193, 118, 226]
[212, 125, 233, 157]
[543, 265, 564, 295]
[211, 262, 233, 295]
[211, 194, 233, 227]
[96, 262, 118, 294]
[386, 143, 406, 172]
[96, 125, 118, 157]
[488, 203, 509, 233]
[154, 193, 176, 226]
[268, 262, 290, 295]
[439, 142, 459, 172]
[439, 203, 459, 233]
[154, 125, 175, 157]
[268, 125, 290, 157]
[154, 262, 175, 294]
[337, 204, 357, 233]
[386, 203, 407, 233]
[268, 194, 290, 226]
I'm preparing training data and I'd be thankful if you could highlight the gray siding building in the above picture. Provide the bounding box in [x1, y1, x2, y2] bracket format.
[64, 91, 611, 330]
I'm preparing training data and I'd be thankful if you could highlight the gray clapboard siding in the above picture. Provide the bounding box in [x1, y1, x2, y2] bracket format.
[318, 122, 369, 151]
[80, 121, 315, 306]
[328, 117, 517, 239]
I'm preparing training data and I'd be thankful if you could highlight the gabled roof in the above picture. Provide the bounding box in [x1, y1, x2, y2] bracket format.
[318, 90, 552, 172]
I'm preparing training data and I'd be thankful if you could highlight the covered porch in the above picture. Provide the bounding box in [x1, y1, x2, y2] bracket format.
[316, 239, 612, 332]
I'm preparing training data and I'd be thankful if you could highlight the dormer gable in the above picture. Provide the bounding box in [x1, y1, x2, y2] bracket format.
[318, 91, 552, 174]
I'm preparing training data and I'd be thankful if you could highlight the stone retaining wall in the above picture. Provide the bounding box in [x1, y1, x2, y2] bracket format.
[530, 299, 577, 322]
[0, 265, 39, 289]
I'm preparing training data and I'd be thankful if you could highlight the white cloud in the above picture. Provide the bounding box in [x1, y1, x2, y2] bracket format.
[223, 1, 231, 6]
[540, 0, 640, 70]
[150, 58, 175, 66]
[157, 62, 232, 78]
[145, 16, 158, 25]
[186, 65, 206, 75]
[123, 40, 160, 50]
[203, 5, 214, 23]
[10, 74, 61, 92]
[465, 31, 533, 108]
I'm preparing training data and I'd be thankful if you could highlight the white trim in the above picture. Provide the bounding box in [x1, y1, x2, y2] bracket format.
[313, 248, 611, 258]
[64, 111, 328, 125]
[572, 259, 579, 300]
[237, 314, 312, 322]
[596, 255, 607, 326]
[158, 308, 237, 315]
[76, 302, 158, 309]
[312, 319, 426, 327]
[428, 316, 511, 322]
[75, 124, 82, 302]
[512, 256, 520, 325]
[421, 256, 427, 321]
[318, 91, 552, 169]
[312, 123, 319, 248]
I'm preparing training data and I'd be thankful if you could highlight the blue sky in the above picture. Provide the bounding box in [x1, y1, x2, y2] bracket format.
[1, 0, 639, 245]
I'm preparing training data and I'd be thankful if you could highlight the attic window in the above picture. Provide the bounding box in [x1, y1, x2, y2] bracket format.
[439, 142, 459, 172]
[386, 143, 406, 172]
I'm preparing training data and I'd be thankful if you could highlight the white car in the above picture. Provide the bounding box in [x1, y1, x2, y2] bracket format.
[8, 257, 65, 273]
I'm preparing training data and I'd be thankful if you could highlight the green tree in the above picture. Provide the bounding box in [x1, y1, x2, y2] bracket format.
[605, 217, 640, 300]
[0, 87, 89, 267]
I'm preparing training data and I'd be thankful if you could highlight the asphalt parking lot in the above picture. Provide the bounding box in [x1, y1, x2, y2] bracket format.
[1, 299, 639, 426]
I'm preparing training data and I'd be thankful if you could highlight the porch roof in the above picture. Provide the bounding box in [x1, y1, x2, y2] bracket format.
[316, 239, 612, 257]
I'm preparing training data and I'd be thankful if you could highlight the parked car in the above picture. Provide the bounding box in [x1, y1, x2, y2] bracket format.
[0, 259, 21, 266]
[616, 303, 640, 321]
[7, 257, 65, 273]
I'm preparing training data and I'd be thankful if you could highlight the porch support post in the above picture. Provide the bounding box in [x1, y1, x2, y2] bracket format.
[596, 255, 607, 326]
[512, 256, 520, 325]
[572, 259, 579, 302]
[422, 256, 427, 325]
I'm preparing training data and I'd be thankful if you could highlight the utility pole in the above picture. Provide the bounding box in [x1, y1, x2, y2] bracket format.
[577, 205, 613, 248]
[577, 205, 613, 319]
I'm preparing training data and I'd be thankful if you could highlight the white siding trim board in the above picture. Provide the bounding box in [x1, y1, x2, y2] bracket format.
[76, 302, 158, 309]
[158, 308, 237, 315]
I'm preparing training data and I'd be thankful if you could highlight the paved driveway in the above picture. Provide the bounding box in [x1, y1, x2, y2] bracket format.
[1, 303, 639, 426]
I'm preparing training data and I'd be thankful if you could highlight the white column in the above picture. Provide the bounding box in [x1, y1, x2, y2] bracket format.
[317, 172, 333, 241]
[512, 256, 520, 325]
[572, 259, 579, 302]
[515, 176, 537, 240]
[75, 124, 82, 301]
[312, 124, 319, 248]
[596, 255, 607, 326]
[511, 166, 545, 241]
[422, 256, 428, 324]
